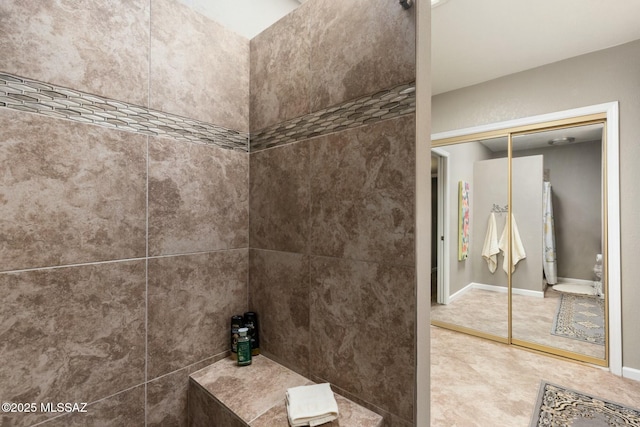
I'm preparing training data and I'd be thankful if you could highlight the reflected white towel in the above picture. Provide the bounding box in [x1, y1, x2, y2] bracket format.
[498, 214, 526, 273]
[286, 383, 339, 427]
[481, 213, 500, 273]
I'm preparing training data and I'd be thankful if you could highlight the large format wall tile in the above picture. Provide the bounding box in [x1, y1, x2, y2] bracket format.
[150, 0, 250, 132]
[42, 385, 145, 427]
[0, 109, 147, 272]
[249, 249, 310, 374]
[148, 137, 249, 256]
[250, 6, 311, 131]
[308, 0, 415, 111]
[0, 261, 146, 427]
[147, 352, 226, 427]
[250, 142, 309, 253]
[0, 0, 149, 106]
[309, 256, 415, 423]
[147, 250, 248, 379]
[147, 367, 190, 427]
[309, 115, 415, 265]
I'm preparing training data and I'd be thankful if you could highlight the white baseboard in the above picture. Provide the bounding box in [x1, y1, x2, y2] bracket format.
[622, 366, 640, 382]
[555, 277, 594, 286]
[471, 282, 545, 298]
[447, 282, 544, 303]
[448, 282, 473, 303]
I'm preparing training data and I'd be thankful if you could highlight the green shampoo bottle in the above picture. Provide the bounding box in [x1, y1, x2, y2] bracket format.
[236, 327, 252, 366]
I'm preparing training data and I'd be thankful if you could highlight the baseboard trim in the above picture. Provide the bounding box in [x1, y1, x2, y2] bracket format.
[622, 366, 640, 382]
[555, 277, 594, 286]
[471, 282, 545, 298]
[447, 282, 544, 303]
[448, 282, 473, 303]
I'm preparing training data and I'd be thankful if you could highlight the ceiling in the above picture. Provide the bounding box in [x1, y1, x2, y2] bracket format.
[480, 123, 604, 152]
[431, 123, 603, 174]
[181, 0, 640, 95]
[177, 0, 303, 39]
[432, 0, 640, 95]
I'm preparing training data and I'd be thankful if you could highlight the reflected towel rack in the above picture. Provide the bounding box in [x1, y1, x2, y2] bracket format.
[491, 203, 508, 214]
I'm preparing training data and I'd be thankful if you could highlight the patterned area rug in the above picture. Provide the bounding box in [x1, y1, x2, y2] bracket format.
[551, 293, 605, 345]
[530, 381, 640, 426]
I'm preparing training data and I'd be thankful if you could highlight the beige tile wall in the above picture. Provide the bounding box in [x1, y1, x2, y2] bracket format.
[248, 1, 416, 425]
[150, 0, 250, 132]
[0, 0, 150, 107]
[1, 1, 417, 427]
[249, 118, 416, 427]
[0, 1, 249, 426]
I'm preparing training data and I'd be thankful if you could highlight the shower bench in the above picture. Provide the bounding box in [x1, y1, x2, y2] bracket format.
[188, 355, 383, 426]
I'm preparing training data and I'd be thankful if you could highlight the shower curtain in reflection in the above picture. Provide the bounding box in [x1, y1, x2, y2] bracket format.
[543, 181, 558, 284]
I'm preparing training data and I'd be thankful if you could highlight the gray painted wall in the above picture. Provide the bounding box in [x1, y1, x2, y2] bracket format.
[472, 156, 543, 293]
[440, 141, 492, 295]
[512, 141, 602, 280]
[432, 39, 640, 371]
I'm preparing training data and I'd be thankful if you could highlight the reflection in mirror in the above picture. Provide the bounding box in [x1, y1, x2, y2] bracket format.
[510, 124, 605, 360]
[431, 138, 509, 339]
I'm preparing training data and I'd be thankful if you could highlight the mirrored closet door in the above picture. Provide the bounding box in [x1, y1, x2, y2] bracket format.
[430, 115, 609, 366]
[431, 137, 510, 341]
[510, 123, 606, 362]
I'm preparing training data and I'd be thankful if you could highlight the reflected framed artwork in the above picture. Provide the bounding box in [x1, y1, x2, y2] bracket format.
[458, 180, 470, 260]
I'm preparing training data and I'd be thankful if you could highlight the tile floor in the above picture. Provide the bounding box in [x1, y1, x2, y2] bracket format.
[430, 326, 640, 426]
[431, 288, 605, 358]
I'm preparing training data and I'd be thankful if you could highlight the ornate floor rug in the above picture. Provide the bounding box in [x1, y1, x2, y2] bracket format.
[530, 381, 640, 426]
[551, 293, 605, 345]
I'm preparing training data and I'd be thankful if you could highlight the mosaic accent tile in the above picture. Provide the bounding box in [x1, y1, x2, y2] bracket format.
[1, 73, 414, 154]
[250, 82, 415, 151]
[0, 72, 248, 151]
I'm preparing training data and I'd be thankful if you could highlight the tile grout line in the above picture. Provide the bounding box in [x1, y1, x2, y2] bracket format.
[0, 248, 251, 275]
[145, 3, 151, 423]
[144, 135, 150, 427]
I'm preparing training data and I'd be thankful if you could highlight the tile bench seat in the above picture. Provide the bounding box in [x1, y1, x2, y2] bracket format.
[188, 356, 383, 426]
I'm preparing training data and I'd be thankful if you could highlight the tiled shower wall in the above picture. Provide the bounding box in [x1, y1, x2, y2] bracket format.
[0, 1, 249, 426]
[1, 0, 417, 426]
[248, 1, 417, 426]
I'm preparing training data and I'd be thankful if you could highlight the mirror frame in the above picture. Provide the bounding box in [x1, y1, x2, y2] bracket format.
[429, 102, 621, 374]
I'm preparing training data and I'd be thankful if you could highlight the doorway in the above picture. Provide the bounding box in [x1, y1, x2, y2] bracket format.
[431, 148, 450, 305]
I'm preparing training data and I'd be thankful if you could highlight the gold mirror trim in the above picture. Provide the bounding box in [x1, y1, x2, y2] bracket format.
[430, 113, 609, 366]
[432, 113, 607, 146]
[602, 120, 610, 365]
[511, 339, 608, 367]
[431, 321, 509, 344]
[507, 133, 513, 345]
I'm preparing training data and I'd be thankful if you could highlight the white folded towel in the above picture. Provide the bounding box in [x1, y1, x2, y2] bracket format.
[498, 214, 526, 273]
[286, 383, 339, 427]
[481, 213, 500, 273]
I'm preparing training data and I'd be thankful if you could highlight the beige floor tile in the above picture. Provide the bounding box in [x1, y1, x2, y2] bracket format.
[430, 326, 640, 426]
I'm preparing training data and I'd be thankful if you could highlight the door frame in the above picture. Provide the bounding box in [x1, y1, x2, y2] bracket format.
[430, 101, 622, 376]
[432, 147, 450, 304]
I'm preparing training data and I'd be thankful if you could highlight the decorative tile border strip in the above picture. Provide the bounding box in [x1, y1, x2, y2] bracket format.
[0, 72, 249, 152]
[249, 82, 416, 151]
